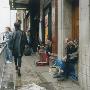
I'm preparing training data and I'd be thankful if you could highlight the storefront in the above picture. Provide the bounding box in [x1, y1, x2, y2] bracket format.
[41, 0, 58, 54]
[44, 4, 52, 43]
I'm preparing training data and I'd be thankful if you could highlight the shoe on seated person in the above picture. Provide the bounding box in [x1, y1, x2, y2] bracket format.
[6, 61, 12, 64]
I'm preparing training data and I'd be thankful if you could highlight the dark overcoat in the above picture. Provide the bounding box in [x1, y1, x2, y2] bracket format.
[12, 30, 27, 57]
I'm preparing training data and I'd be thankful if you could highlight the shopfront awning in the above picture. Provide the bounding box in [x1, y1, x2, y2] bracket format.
[9, 0, 30, 10]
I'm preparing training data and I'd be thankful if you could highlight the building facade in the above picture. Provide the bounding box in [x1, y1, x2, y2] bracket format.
[9, 0, 90, 89]
[40, 0, 90, 89]
[58, 0, 90, 90]
[39, 0, 58, 53]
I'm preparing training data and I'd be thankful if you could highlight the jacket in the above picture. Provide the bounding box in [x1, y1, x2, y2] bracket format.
[12, 30, 27, 57]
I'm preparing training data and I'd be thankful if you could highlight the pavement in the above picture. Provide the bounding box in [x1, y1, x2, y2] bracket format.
[0, 53, 82, 90]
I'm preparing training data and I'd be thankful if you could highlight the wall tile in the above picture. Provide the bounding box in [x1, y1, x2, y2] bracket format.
[82, 74, 88, 90]
[86, 66, 90, 76]
[87, 76, 90, 87]
[82, 65, 87, 75]
[87, 86, 90, 90]
[82, 55, 86, 65]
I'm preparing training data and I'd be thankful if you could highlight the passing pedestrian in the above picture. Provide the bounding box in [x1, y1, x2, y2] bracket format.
[3, 27, 13, 63]
[12, 22, 27, 76]
[26, 31, 33, 54]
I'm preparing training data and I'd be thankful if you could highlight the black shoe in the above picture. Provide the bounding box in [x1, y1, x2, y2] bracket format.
[16, 66, 18, 70]
[18, 69, 21, 77]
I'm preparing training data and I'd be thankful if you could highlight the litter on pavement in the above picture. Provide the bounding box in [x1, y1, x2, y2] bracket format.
[18, 83, 46, 90]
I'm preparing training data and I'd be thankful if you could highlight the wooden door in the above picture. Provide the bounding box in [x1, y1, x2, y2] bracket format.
[72, 1, 79, 40]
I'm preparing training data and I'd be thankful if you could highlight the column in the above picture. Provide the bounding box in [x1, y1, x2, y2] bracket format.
[79, 0, 90, 89]
[51, 0, 58, 54]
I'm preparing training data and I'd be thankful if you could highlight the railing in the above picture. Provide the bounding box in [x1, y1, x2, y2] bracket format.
[0, 32, 4, 43]
[0, 43, 6, 89]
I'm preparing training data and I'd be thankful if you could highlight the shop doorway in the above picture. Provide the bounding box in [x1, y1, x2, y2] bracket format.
[72, 0, 79, 40]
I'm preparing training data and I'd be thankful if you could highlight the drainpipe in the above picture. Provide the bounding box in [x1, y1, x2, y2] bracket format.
[89, 0, 90, 40]
[61, 0, 64, 58]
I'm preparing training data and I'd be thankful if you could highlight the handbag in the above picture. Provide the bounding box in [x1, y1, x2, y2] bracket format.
[24, 45, 31, 56]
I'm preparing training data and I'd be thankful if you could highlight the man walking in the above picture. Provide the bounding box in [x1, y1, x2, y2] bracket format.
[12, 22, 27, 76]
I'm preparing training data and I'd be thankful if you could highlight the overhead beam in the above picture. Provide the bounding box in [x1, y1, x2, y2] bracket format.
[9, 0, 29, 10]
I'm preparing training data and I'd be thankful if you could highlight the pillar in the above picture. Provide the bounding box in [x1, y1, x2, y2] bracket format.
[79, 0, 90, 89]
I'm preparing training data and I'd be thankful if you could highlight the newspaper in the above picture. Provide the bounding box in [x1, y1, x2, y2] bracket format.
[18, 83, 46, 90]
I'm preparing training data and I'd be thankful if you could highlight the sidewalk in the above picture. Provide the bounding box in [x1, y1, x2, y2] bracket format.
[1, 54, 82, 90]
